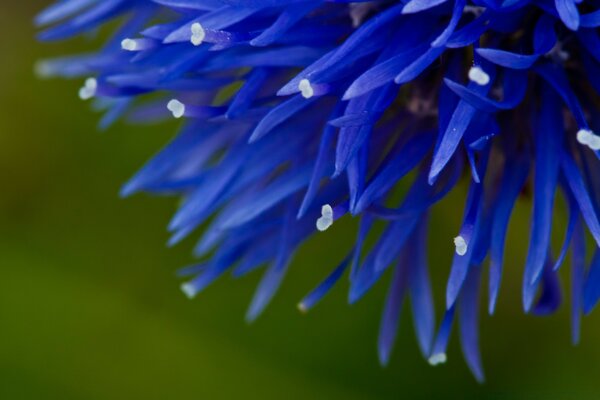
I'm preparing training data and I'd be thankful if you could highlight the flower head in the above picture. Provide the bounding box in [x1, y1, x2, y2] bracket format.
[37, 0, 600, 381]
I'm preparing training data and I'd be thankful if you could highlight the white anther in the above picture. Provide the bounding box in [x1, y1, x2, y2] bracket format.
[316, 204, 334, 232]
[78, 77, 97, 100]
[298, 79, 314, 99]
[121, 38, 138, 51]
[468, 66, 490, 86]
[180, 282, 196, 299]
[167, 99, 185, 119]
[577, 129, 593, 146]
[428, 353, 447, 366]
[34, 60, 52, 78]
[190, 22, 206, 46]
[589, 134, 600, 151]
[297, 302, 308, 313]
[577, 129, 600, 151]
[454, 235, 467, 256]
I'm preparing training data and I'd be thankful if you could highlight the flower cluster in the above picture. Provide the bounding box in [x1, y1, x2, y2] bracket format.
[37, 0, 600, 381]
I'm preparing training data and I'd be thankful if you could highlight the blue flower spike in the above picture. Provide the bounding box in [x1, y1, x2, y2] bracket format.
[37, 0, 600, 381]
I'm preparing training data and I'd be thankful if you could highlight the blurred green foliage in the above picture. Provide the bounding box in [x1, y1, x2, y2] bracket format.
[1, 3, 600, 399]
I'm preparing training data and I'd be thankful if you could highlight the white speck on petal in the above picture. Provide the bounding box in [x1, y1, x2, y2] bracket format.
[167, 99, 185, 119]
[34, 60, 52, 78]
[78, 77, 97, 100]
[180, 282, 196, 299]
[468, 66, 490, 86]
[297, 302, 308, 313]
[577, 129, 593, 145]
[576, 129, 600, 151]
[589, 134, 600, 151]
[299, 79, 314, 99]
[190, 22, 206, 46]
[428, 353, 447, 366]
[316, 204, 333, 232]
[454, 235, 467, 256]
[121, 38, 137, 51]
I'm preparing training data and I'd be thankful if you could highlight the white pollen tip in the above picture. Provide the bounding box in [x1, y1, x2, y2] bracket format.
[428, 353, 447, 366]
[316, 204, 334, 232]
[298, 79, 314, 99]
[167, 99, 185, 119]
[589, 134, 600, 151]
[577, 129, 593, 145]
[190, 22, 206, 46]
[180, 283, 196, 299]
[297, 302, 308, 313]
[121, 38, 137, 51]
[34, 60, 52, 78]
[454, 235, 467, 256]
[78, 77, 97, 100]
[468, 66, 490, 86]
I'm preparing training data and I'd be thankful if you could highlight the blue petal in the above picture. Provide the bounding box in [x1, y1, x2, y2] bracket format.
[429, 64, 494, 184]
[298, 256, 350, 312]
[446, 11, 490, 48]
[343, 46, 427, 100]
[459, 266, 484, 383]
[430, 0, 466, 48]
[402, 0, 448, 14]
[552, 185, 578, 271]
[408, 221, 436, 358]
[446, 178, 484, 309]
[219, 165, 312, 229]
[249, 94, 319, 142]
[561, 151, 600, 249]
[583, 250, 600, 314]
[350, 215, 374, 282]
[334, 84, 396, 176]
[571, 220, 585, 344]
[555, 0, 580, 31]
[297, 106, 341, 218]
[354, 132, 434, 213]
[522, 87, 562, 312]
[394, 46, 445, 84]
[347, 141, 368, 211]
[533, 14, 557, 54]
[475, 48, 538, 69]
[429, 305, 456, 365]
[378, 262, 409, 366]
[488, 156, 530, 314]
[246, 205, 296, 322]
[251, 2, 320, 46]
[532, 257, 562, 316]
[580, 9, 600, 27]
[443, 69, 527, 112]
[35, 0, 98, 27]
[534, 63, 588, 129]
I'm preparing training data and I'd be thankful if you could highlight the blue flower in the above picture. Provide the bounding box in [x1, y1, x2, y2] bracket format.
[36, 0, 600, 381]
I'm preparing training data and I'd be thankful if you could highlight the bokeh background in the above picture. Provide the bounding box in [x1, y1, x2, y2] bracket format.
[2, 2, 600, 399]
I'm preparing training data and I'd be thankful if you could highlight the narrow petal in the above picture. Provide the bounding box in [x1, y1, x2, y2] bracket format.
[378, 262, 409, 366]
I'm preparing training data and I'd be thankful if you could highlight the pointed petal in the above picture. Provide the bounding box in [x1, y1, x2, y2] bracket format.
[489, 157, 529, 314]
[298, 256, 350, 313]
[522, 88, 562, 311]
[459, 267, 485, 383]
[378, 262, 409, 366]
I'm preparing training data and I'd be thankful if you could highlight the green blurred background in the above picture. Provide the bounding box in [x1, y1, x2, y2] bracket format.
[2, 3, 600, 399]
